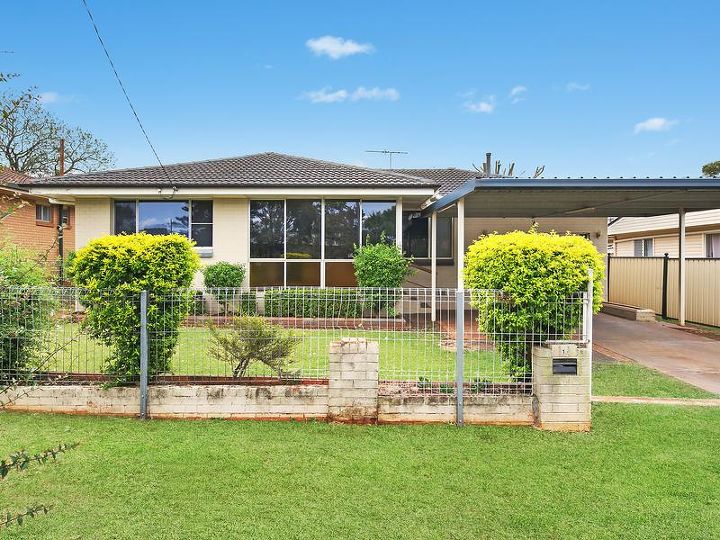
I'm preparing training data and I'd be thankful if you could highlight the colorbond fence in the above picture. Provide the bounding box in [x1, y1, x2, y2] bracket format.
[607, 256, 720, 327]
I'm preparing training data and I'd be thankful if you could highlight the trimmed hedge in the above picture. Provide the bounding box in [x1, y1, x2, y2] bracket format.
[464, 229, 604, 379]
[68, 233, 200, 380]
[264, 288, 363, 318]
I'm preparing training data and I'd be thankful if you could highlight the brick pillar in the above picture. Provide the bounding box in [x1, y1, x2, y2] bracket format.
[532, 343, 591, 431]
[328, 338, 379, 423]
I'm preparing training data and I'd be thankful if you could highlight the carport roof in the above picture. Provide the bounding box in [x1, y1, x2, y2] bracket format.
[421, 178, 720, 218]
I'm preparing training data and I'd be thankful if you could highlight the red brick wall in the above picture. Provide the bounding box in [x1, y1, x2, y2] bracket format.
[0, 190, 75, 273]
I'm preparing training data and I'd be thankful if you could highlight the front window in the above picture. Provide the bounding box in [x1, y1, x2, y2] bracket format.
[633, 238, 654, 257]
[249, 199, 397, 287]
[113, 200, 213, 247]
[706, 233, 720, 258]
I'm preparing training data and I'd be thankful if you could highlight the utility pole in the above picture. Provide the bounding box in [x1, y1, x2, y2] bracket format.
[365, 149, 408, 169]
[59, 138, 65, 176]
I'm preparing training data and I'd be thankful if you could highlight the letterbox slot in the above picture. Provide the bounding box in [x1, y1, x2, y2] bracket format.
[552, 359, 578, 375]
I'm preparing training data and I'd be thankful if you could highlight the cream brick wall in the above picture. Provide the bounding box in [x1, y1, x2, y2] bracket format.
[74, 198, 112, 250]
[532, 345, 591, 431]
[328, 338, 379, 422]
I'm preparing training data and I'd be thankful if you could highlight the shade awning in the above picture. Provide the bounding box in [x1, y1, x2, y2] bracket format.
[421, 178, 720, 218]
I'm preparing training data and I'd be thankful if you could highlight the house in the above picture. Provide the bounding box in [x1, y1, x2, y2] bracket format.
[608, 211, 720, 258]
[0, 168, 75, 271]
[27, 152, 608, 288]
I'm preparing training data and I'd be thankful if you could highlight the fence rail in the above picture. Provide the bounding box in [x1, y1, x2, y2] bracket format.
[1, 286, 591, 418]
[608, 256, 720, 326]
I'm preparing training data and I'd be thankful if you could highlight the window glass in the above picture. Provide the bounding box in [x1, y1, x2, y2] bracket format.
[250, 200, 284, 258]
[325, 200, 360, 259]
[436, 217, 453, 258]
[286, 200, 321, 259]
[402, 212, 429, 257]
[61, 206, 70, 226]
[191, 201, 213, 223]
[325, 262, 357, 287]
[249, 262, 284, 287]
[633, 238, 654, 257]
[362, 201, 396, 245]
[191, 224, 212, 247]
[114, 201, 136, 234]
[35, 204, 52, 222]
[286, 262, 321, 286]
[138, 201, 189, 236]
[191, 201, 213, 247]
[706, 234, 720, 258]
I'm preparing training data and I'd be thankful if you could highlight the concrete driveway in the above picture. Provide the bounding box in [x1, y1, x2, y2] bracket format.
[594, 313, 720, 394]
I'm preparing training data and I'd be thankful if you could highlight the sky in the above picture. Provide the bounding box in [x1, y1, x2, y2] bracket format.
[3, 0, 719, 177]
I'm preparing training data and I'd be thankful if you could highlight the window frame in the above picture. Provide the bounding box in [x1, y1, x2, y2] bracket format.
[633, 237, 654, 257]
[249, 198, 399, 287]
[35, 203, 53, 223]
[705, 232, 720, 258]
[111, 199, 214, 249]
[401, 211, 454, 264]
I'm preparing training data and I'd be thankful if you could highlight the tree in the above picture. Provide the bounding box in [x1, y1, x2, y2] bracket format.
[0, 87, 113, 176]
[702, 161, 720, 178]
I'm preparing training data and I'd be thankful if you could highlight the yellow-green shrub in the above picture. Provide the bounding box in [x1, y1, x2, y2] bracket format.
[69, 233, 200, 380]
[464, 229, 604, 378]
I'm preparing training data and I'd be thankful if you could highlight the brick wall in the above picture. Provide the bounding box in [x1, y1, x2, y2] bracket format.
[0, 190, 75, 271]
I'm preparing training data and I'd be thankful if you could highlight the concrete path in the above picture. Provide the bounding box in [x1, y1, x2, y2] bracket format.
[592, 395, 720, 407]
[594, 313, 720, 394]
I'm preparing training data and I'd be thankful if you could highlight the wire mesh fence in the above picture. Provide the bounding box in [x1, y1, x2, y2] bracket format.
[0, 286, 590, 397]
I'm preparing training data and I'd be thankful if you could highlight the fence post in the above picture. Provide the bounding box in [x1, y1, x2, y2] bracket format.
[586, 268, 594, 398]
[139, 290, 148, 419]
[661, 253, 669, 319]
[455, 289, 464, 426]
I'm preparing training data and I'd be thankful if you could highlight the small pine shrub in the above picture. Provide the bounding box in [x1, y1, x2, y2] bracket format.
[208, 316, 298, 377]
[201, 262, 254, 315]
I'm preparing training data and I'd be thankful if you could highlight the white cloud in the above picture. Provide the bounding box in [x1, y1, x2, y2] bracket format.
[464, 95, 496, 113]
[302, 86, 399, 103]
[509, 85, 527, 104]
[350, 86, 399, 101]
[38, 91, 60, 104]
[306, 35, 374, 59]
[634, 117, 678, 134]
[566, 82, 591, 92]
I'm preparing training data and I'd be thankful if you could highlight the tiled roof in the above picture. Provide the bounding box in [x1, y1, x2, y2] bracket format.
[393, 168, 479, 194]
[0, 168, 33, 185]
[32, 152, 438, 189]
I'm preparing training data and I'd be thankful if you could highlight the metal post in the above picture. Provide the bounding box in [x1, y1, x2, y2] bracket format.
[457, 198, 465, 291]
[140, 290, 149, 419]
[586, 268, 594, 398]
[661, 253, 669, 319]
[455, 289, 464, 426]
[431, 211, 437, 322]
[678, 208, 686, 326]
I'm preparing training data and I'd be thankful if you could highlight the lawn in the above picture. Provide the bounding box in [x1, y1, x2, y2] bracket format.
[44, 323, 506, 383]
[1, 405, 720, 539]
[592, 360, 718, 399]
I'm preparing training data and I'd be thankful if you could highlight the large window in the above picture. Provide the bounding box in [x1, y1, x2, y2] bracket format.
[633, 238, 654, 257]
[402, 212, 453, 260]
[249, 199, 397, 286]
[706, 233, 720, 258]
[113, 200, 213, 247]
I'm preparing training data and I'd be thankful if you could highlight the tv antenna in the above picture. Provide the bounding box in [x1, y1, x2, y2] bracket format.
[366, 149, 408, 169]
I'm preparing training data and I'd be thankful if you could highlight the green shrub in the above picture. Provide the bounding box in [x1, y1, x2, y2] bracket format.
[264, 288, 363, 318]
[0, 244, 52, 377]
[464, 229, 604, 379]
[208, 316, 299, 377]
[68, 233, 200, 380]
[353, 234, 413, 288]
[202, 261, 246, 288]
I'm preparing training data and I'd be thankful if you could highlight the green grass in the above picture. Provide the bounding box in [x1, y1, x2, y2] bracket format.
[592, 361, 718, 399]
[1, 405, 720, 539]
[45, 324, 504, 382]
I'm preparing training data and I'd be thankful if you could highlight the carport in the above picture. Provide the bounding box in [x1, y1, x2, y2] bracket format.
[422, 178, 720, 326]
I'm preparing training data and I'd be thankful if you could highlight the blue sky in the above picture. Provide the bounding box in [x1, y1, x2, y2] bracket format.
[4, 0, 719, 177]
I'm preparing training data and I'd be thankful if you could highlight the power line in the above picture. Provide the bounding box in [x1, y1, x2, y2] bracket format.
[80, 0, 176, 191]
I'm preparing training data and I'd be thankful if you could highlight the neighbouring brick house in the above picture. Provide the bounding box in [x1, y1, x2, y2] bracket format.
[0, 167, 75, 274]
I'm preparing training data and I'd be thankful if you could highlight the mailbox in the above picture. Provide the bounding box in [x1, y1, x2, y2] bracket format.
[553, 359, 578, 375]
